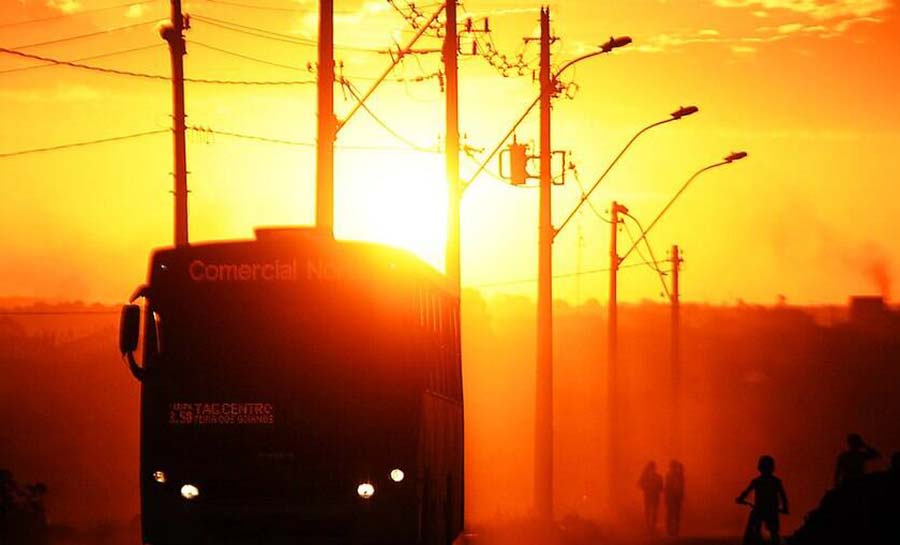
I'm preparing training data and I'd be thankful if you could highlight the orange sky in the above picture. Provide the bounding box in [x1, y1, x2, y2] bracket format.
[1, 0, 898, 304]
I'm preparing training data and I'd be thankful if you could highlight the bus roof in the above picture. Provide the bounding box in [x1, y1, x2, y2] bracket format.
[146, 227, 458, 297]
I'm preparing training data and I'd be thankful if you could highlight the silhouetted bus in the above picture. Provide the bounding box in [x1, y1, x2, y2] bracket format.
[119, 228, 463, 545]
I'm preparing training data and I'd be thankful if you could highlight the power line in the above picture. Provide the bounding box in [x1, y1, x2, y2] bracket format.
[197, 0, 308, 13]
[341, 79, 440, 153]
[467, 261, 654, 289]
[190, 14, 384, 53]
[0, 43, 163, 75]
[342, 60, 444, 84]
[188, 40, 309, 71]
[0, 123, 443, 160]
[458, 1, 536, 77]
[0, 0, 160, 29]
[186, 75, 313, 86]
[622, 214, 671, 298]
[197, 0, 357, 15]
[0, 47, 165, 80]
[387, 0, 445, 38]
[190, 14, 317, 46]
[0, 130, 168, 159]
[461, 150, 508, 184]
[189, 40, 441, 84]
[572, 168, 612, 223]
[189, 126, 314, 147]
[0, 48, 317, 85]
[11, 20, 161, 49]
[622, 218, 659, 272]
[189, 125, 441, 154]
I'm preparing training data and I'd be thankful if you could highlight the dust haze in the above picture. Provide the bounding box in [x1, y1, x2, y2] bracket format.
[2, 293, 899, 540]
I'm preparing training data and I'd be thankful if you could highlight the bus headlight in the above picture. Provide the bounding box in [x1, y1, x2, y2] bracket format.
[152, 470, 167, 484]
[390, 468, 405, 483]
[180, 484, 200, 500]
[357, 482, 375, 499]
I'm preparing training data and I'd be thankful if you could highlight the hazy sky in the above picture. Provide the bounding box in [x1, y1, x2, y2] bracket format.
[1, 0, 898, 304]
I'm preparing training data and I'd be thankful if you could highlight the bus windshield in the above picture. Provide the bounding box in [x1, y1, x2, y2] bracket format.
[142, 273, 424, 478]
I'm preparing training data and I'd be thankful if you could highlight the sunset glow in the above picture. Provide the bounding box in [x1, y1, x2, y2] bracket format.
[336, 149, 448, 269]
[2, 2, 900, 542]
[1, 1, 898, 304]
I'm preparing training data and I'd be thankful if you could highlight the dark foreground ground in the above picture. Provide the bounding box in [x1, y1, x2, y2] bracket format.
[40, 523, 741, 545]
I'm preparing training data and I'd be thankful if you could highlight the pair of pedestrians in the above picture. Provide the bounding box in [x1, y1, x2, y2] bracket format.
[638, 460, 685, 537]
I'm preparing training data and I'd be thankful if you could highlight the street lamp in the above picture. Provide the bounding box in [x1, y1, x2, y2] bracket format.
[452, 30, 630, 520]
[553, 105, 701, 238]
[602, 36, 633, 52]
[614, 150, 747, 464]
[551, 36, 633, 78]
[603, 149, 745, 506]
[619, 150, 748, 263]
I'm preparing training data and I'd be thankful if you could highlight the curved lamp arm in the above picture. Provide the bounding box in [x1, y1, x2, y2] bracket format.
[620, 152, 747, 264]
[554, 116, 678, 238]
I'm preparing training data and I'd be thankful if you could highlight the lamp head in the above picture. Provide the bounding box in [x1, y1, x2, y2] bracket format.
[601, 36, 632, 53]
[671, 105, 699, 119]
[725, 151, 748, 162]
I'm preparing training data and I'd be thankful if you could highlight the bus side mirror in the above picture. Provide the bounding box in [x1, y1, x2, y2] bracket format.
[119, 304, 141, 354]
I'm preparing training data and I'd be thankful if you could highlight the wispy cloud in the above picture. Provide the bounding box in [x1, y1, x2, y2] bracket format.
[756, 15, 884, 38]
[631, 28, 789, 55]
[46, 0, 82, 14]
[834, 15, 885, 31]
[773, 22, 829, 34]
[637, 0, 889, 56]
[125, 4, 148, 18]
[712, 0, 891, 20]
[293, 0, 397, 37]
[460, 6, 541, 18]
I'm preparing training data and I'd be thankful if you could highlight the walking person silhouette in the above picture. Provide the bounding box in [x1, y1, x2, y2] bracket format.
[736, 455, 789, 545]
[834, 433, 880, 487]
[638, 461, 664, 534]
[665, 460, 685, 537]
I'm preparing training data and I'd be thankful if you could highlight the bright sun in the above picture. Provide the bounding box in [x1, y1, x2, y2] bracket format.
[335, 150, 448, 272]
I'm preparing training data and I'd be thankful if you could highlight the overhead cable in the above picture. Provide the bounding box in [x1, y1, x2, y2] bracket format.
[0, 48, 317, 85]
[0, 129, 168, 159]
[0, 43, 163, 75]
[12, 20, 161, 49]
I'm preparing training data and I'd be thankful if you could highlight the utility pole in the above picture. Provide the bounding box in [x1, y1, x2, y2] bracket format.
[535, 5, 553, 521]
[607, 200, 627, 509]
[444, 0, 460, 285]
[316, 0, 335, 235]
[163, 0, 188, 247]
[669, 244, 682, 455]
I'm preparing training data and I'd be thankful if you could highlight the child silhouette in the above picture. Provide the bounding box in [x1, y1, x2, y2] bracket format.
[736, 455, 789, 545]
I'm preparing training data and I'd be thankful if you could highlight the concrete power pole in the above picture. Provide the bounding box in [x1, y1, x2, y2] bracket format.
[444, 1, 461, 285]
[669, 244, 682, 455]
[316, 0, 336, 235]
[164, 0, 188, 247]
[535, 5, 553, 521]
[607, 200, 627, 508]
